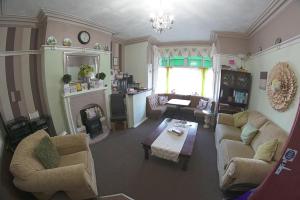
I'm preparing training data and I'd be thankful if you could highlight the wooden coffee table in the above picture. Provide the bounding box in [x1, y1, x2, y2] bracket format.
[141, 118, 198, 170]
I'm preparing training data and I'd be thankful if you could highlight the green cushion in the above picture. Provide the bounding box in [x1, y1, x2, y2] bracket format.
[240, 123, 258, 144]
[254, 139, 279, 162]
[233, 111, 248, 128]
[34, 136, 60, 169]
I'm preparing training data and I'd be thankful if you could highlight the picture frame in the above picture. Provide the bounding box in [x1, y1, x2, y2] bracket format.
[259, 71, 268, 90]
[113, 57, 119, 66]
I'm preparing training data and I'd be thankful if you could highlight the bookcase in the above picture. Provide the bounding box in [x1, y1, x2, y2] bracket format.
[218, 69, 251, 114]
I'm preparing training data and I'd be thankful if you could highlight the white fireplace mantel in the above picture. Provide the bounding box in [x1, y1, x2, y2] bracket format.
[63, 87, 110, 134]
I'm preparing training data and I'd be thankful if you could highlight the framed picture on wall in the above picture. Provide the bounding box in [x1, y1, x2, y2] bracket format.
[113, 57, 119, 66]
[259, 71, 268, 90]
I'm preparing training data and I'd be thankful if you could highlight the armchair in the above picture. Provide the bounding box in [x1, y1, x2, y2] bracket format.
[10, 130, 98, 200]
[221, 157, 275, 190]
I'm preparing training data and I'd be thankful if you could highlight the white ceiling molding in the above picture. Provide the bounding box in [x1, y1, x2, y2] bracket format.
[210, 0, 294, 42]
[210, 31, 248, 43]
[38, 9, 114, 36]
[247, 0, 294, 38]
[123, 36, 153, 45]
[157, 40, 211, 47]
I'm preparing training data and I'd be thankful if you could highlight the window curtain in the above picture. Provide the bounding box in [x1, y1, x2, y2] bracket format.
[152, 45, 160, 94]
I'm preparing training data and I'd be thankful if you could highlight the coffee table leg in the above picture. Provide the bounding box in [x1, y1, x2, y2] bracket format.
[143, 145, 149, 160]
[182, 156, 190, 171]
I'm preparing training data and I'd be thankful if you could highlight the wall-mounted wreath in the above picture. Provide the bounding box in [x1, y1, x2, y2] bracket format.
[267, 62, 297, 112]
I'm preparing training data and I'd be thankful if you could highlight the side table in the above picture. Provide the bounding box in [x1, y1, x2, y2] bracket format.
[202, 110, 215, 129]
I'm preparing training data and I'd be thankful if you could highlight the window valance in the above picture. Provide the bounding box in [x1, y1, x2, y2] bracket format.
[158, 46, 212, 68]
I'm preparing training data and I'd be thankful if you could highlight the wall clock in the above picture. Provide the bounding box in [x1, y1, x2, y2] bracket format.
[78, 31, 90, 44]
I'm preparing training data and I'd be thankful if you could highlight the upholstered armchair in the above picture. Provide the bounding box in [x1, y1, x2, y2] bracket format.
[10, 130, 98, 200]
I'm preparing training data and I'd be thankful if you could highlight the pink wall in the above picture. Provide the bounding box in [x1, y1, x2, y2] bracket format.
[216, 36, 249, 54]
[45, 19, 112, 49]
[249, 0, 300, 54]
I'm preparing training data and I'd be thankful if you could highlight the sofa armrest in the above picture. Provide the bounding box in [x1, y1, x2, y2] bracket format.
[221, 157, 274, 190]
[217, 113, 234, 126]
[51, 133, 89, 155]
[16, 164, 92, 193]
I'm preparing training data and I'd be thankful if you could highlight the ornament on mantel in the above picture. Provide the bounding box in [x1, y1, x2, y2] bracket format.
[267, 62, 297, 112]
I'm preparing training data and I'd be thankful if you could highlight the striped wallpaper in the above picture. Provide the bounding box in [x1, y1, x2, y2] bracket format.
[0, 26, 46, 122]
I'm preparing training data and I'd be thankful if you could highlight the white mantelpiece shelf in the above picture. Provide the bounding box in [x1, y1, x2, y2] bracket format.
[63, 87, 107, 98]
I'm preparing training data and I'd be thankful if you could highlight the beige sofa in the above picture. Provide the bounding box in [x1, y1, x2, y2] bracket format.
[10, 130, 98, 200]
[146, 93, 215, 119]
[215, 111, 288, 191]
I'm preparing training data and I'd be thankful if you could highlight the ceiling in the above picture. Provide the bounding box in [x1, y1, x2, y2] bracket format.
[5, 0, 272, 42]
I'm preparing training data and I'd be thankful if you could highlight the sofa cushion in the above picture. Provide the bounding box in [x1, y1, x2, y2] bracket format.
[251, 121, 287, 161]
[233, 111, 248, 128]
[254, 139, 279, 162]
[34, 136, 60, 169]
[196, 99, 208, 109]
[155, 105, 167, 113]
[219, 139, 255, 170]
[59, 151, 92, 176]
[181, 107, 195, 113]
[158, 96, 168, 105]
[248, 111, 268, 129]
[215, 124, 242, 144]
[240, 123, 258, 145]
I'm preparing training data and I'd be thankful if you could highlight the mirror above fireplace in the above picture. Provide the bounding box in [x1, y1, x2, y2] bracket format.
[64, 52, 100, 81]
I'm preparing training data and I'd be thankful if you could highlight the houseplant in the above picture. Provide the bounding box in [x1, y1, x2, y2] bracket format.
[95, 72, 106, 87]
[62, 74, 72, 94]
[62, 74, 72, 84]
[78, 64, 94, 83]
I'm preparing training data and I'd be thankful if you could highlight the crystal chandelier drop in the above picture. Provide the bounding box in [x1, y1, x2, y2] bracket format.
[150, 1, 174, 33]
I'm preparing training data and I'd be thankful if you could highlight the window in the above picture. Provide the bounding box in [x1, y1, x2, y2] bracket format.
[157, 56, 214, 97]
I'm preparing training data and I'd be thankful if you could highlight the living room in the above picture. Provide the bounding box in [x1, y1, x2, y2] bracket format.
[1, 0, 300, 200]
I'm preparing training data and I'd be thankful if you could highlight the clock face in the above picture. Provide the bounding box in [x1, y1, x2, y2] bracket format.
[78, 31, 90, 44]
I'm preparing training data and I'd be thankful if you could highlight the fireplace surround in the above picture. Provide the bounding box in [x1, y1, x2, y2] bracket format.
[63, 87, 110, 142]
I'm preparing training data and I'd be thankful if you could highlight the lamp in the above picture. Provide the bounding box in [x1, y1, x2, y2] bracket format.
[150, 0, 174, 33]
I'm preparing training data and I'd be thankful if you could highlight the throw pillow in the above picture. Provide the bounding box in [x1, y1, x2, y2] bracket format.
[34, 136, 60, 169]
[254, 139, 279, 162]
[197, 99, 208, 109]
[159, 96, 168, 105]
[240, 123, 258, 144]
[233, 111, 248, 128]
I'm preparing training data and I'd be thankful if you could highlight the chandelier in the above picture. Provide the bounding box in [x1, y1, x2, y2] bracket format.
[150, 1, 174, 33]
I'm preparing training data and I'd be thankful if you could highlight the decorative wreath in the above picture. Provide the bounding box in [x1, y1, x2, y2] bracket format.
[267, 62, 297, 112]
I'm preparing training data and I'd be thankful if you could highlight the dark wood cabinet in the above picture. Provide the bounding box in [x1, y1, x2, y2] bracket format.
[218, 69, 251, 114]
[6, 116, 50, 150]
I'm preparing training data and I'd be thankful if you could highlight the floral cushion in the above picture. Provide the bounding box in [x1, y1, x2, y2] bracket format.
[197, 99, 208, 110]
[159, 96, 168, 105]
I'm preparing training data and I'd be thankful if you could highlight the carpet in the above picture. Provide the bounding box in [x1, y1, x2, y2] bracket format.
[90, 118, 223, 200]
[0, 117, 223, 200]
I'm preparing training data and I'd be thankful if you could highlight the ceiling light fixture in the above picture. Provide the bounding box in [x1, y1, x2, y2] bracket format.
[150, 0, 174, 33]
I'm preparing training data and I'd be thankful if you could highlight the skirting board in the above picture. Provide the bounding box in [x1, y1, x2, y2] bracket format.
[133, 117, 148, 128]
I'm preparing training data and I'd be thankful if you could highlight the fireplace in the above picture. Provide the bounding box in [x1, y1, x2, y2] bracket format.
[63, 87, 110, 142]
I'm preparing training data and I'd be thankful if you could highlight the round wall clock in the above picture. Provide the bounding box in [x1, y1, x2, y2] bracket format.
[78, 31, 90, 44]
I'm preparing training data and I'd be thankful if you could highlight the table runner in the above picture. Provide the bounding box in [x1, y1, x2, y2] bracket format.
[151, 119, 190, 162]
